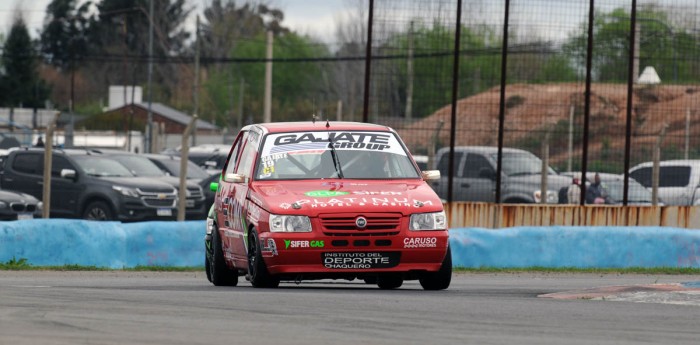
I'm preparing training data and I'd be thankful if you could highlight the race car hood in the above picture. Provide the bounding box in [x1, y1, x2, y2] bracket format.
[250, 179, 443, 216]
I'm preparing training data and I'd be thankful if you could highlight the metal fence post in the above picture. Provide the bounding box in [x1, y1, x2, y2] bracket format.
[495, 0, 511, 204]
[362, 0, 374, 123]
[42, 112, 61, 219]
[623, 0, 638, 206]
[579, 0, 595, 206]
[447, 0, 464, 203]
[178, 115, 198, 221]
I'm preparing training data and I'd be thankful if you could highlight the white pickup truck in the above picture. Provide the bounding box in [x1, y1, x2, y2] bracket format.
[629, 160, 700, 205]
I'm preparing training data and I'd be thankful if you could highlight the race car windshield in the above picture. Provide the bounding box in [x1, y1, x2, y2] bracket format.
[255, 131, 420, 180]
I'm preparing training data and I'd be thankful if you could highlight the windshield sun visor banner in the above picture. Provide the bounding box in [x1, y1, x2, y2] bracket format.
[261, 131, 407, 157]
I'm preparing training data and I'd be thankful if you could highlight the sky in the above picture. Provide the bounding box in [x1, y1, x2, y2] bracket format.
[0, 0, 352, 43]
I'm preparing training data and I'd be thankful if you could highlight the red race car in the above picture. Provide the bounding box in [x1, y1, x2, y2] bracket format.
[204, 121, 451, 290]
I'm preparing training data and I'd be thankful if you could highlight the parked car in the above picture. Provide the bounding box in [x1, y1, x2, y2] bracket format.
[0, 189, 42, 220]
[431, 146, 570, 203]
[143, 153, 211, 180]
[560, 172, 655, 205]
[99, 151, 208, 220]
[144, 153, 217, 213]
[0, 148, 177, 221]
[629, 160, 700, 205]
[182, 145, 230, 175]
[205, 121, 451, 290]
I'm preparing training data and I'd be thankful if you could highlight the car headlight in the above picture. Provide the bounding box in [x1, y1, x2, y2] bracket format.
[36, 202, 43, 211]
[533, 190, 558, 203]
[269, 214, 312, 232]
[0, 201, 6, 209]
[409, 211, 447, 231]
[113, 185, 139, 198]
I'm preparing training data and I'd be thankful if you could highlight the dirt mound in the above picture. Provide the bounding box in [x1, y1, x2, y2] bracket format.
[398, 83, 699, 166]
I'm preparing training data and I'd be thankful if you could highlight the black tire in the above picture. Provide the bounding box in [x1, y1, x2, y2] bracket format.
[377, 274, 403, 289]
[209, 228, 238, 286]
[248, 229, 279, 288]
[82, 201, 114, 221]
[419, 246, 452, 291]
[205, 257, 212, 282]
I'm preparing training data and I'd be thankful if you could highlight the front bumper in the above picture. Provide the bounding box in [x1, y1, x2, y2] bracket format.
[258, 231, 449, 276]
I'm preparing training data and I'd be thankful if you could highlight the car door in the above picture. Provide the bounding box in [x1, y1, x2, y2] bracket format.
[229, 131, 260, 267]
[218, 133, 245, 265]
[457, 153, 496, 202]
[49, 155, 83, 217]
[5, 152, 43, 198]
[432, 151, 464, 201]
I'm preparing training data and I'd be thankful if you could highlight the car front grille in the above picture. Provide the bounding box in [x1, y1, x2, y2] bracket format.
[142, 198, 176, 207]
[319, 213, 402, 236]
[137, 187, 177, 208]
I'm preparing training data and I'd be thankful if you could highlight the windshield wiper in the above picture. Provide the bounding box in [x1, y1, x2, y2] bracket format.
[327, 138, 344, 178]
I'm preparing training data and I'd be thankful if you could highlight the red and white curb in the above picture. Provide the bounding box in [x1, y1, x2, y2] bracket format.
[539, 282, 700, 306]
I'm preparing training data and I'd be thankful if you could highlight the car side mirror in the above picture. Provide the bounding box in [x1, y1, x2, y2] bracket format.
[223, 173, 245, 183]
[478, 167, 496, 180]
[421, 170, 440, 181]
[209, 182, 218, 192]
[60, 169, 77, 180]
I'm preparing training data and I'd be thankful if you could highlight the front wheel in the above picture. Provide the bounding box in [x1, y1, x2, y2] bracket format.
[419, 246, 452, 290]
[248, 229, 279, 288]
[82, 201, 114, 221]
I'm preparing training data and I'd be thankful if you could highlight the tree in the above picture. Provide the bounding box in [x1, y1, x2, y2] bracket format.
[0, 15, 50, 108]
[40, 0, 92, 70]
[204, 31, 328, 125]
[563, 6, 699, 83]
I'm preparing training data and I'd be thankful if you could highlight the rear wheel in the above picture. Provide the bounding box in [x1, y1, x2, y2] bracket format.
[419, 246, 452, 290]
[377, 274, 403, 289]
[83, 201, 113, 221]
[209, 227, 238, 286]
[248, 229, 279, 288]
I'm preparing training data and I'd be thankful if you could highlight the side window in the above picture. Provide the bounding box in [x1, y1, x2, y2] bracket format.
[462, 154, 493, 178]
[630, 168, 651, 187]
[12, 154, 42, 175]
[52, 156, 74, 178]
[436, 152, 464, 177]
[223, 133, 246, 176]
[659, 166, 691, 187]
[236, 135, 257, 177]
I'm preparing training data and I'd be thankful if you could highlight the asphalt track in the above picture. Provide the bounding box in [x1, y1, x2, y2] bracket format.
[1, 271, 700, 345]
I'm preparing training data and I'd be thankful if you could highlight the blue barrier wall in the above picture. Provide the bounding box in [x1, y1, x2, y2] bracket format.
[449, 227, 700, 268]
[2, 220, 700, 268]
[0, 219, 205, 268]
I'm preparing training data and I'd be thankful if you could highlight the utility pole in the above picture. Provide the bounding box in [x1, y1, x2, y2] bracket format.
[633, 22, 640, 82]
[192, 15, 200, 146]
[238, 78, 245, 130]
[146, 0, 154, 153]
[264, 30, 273, 123]
[405, 21, 414, 121]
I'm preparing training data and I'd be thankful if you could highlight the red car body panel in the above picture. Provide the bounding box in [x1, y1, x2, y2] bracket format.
[213, 122, 449, 279]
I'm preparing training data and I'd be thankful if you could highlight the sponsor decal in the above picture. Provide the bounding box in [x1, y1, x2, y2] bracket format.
[403, 237, 438, 248]
[322, 252, 400, 269]
[262, 239, 278, 256]
[259, 131, 408, 157]
[284, 240, 325, 249]
[279, 198, 434, 209]
[305, 190, 350, 197]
